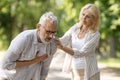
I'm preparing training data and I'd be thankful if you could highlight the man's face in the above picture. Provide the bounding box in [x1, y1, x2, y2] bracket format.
[38, 20, 57, 44]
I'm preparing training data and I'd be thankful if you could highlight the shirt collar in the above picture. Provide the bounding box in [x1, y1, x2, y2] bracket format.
[33, 29, 39, 44]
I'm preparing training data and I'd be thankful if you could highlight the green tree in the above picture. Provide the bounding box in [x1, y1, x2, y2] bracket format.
[98, 0, 120, 57]
[0, 0, 57, 49]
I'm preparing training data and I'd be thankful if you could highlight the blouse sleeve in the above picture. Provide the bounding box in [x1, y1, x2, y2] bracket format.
[73, 31, 100, 58]
[60, 24, 77, 46]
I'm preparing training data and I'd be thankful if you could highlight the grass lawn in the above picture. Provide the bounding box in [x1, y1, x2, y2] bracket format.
[99, 57, 120, 72]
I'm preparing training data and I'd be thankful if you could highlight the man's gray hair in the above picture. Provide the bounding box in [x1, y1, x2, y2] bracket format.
[39, 12, 58, 27]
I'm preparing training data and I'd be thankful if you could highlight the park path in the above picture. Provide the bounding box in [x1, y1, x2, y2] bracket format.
[0, 50, 120, 80]
[47, 50, 120, 80]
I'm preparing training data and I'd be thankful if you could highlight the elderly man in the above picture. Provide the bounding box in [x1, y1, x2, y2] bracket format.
[0, 12, 58, 80]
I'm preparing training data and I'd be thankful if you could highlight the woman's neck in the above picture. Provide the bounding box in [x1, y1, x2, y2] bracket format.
[80, 25, 88, 32]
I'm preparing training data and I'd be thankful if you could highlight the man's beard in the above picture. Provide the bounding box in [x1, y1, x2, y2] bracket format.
[39, 34, 50, 44]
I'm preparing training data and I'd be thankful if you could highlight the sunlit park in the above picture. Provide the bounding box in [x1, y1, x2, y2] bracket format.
[0, 0, 120, 80]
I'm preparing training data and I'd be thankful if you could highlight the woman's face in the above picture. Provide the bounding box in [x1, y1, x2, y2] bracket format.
[80, 9, 95, 27]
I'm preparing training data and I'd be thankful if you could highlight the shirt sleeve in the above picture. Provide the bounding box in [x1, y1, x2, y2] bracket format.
[60, 25, 76, 46]
[73, 31, 100, 58]
[1, 33, 27, 70]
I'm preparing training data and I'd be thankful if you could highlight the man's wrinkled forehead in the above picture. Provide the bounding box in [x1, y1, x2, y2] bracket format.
[44, 19, 57, 30]
[45, 19, 56, 26]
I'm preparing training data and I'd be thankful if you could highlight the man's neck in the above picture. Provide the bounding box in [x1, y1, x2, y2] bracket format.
[37, 31, 42, 43]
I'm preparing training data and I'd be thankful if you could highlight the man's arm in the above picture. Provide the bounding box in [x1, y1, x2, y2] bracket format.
[15, 53, 48, 69]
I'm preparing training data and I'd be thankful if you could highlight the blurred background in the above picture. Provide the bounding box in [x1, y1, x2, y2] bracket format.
[0, 0, 120, 79]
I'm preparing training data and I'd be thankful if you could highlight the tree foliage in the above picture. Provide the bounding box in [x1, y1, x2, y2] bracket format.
[0, 0, 120, 58]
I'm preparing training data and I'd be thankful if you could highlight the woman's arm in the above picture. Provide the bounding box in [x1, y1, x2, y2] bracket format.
[54, 31, 100, 57]
[54, 38, 74, 55]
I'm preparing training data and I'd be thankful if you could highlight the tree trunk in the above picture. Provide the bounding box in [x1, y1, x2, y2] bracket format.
[110, 36, 117, 58]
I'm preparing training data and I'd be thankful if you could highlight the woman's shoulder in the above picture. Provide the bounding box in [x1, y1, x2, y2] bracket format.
[90, 30, 100, 38]
[94, 31, 100, 36]
[69, 23, 79, 32]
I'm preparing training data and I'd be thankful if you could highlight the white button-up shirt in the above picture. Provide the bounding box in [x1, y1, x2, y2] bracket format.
[0, 29, 57, 80]
[61, 23, 100, 80]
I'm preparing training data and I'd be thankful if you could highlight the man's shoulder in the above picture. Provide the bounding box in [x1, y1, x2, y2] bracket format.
[17, 29, 36, 39]
[20, 29, 36, 36]
[12, 29, 36, 43]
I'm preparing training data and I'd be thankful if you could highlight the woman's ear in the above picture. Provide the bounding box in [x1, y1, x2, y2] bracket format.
[36, 23, 41, 31]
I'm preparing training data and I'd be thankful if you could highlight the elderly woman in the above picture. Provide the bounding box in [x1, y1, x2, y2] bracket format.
[54, 3, 100, 80]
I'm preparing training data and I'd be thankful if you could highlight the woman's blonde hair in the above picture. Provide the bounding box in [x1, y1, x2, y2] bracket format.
[79, 3, 100, 32]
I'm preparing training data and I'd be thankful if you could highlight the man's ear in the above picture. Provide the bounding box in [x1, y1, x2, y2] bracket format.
[36, 23, 41, 31]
